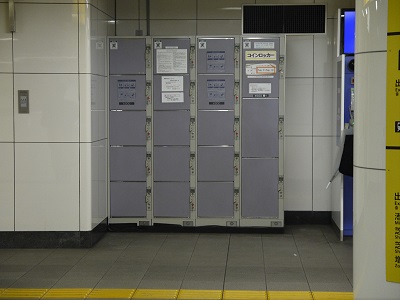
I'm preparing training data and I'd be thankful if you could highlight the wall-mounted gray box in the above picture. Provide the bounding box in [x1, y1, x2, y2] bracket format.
[153, 182, 190, 218]
[198, 110, 234, 146]
[154, 110, 190, 146]
[241, 99, 279, 158]
[109, 75, 146, 110]
[241, 158, 279, 218]
[110, 146, 146, 181]
[109, 38, 146, 75]
[197, 182, 234, 218]
[197, 74, 234, 110]
[197, 146, 234, 182]
[197, 37, 235, 74]
[110, 182, 147, 217]
[18, 90, 29, 114]
[109, 111, 146, 146]
[153, 146, 190, 182]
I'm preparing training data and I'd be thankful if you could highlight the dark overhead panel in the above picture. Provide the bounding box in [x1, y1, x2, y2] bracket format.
[242, 5, 326, 34]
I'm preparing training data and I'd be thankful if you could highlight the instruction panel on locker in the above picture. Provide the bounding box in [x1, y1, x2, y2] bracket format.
[241, 37, 283, 223]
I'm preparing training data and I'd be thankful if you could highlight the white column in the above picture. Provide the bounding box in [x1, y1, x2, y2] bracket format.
[354, 0, 400, 298]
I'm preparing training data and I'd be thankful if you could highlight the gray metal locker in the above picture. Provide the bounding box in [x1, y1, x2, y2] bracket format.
[197, 110, 234, 146]
[153, 74, 190, 110]
[109, 38, 146, 75]
[197, 38, 235, 74]
[109, 75, 146, 110]
[241, 158, 279, 218]
[241, 38, 280, 99]
[153, 110, 190, 146]
[109, 146, 146, 181]
[153, 146, 190, 182]
[241, 99, 279, 158]
[197, 146, 234, 182]
[197, 182, 234, 217]
[197, 75, 234, 110]
[109, 111, 146, 146]
[153, 182, 190, 218]
[110, 182, 147, 217]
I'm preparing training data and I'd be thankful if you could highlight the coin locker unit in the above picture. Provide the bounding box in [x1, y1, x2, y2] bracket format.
[240, 36, 285, 227]
[196, 37, 240, 226]
[108, 36, 285, 228]
[108, 37, 152, 225]
[152, 37, 196, 225]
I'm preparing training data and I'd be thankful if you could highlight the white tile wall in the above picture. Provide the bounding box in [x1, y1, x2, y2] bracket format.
[79, 4, 91, 74]
[150, 0, 196, 19]
[13, 3, 79, 74]
[150, 20, 196, 36]
[197, 20, 242, 36]
[116, 20, 147, 36]
[313, 137, 333, 211]
[315, 0, 355, 18]
[197, 0, 254, 20]
[284, 137, 313, 211]
[314, 19, 334, 78]
[354, 51, 386, 170]
[0, 74, 13, 142]
[286, 35, 314, 78]
[14, 74, 80, 143]
[313, 78, 334, 136]
[0, 3, 12, 73]
[15, 143, 80, 231]
[116, 0, 143, 19]
[0, 143, 14, 231]
[284, 78, 313, 136]
[91, 139, 107, 227]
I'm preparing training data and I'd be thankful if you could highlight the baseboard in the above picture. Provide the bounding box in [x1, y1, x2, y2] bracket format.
[0, 218, 107, 248]
[284, 211, 332, 225]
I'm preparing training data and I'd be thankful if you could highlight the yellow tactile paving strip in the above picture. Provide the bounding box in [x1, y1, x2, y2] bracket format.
[0, 289, 354, 299]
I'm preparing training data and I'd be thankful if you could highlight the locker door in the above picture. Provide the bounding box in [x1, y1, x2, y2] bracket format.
[242, 99, 279, 158]
[197, 146, 234, 182]
[109, 111, 146, 146]
[153, 146, 190, 182]
[197, 38, 235, 74]
[153, 182, 190, 218]
[109, 75, 146, 110]
[110, 182, 147, 217]
[241, 158, 279, 218]
[109, 147, 146, 181]
[198, 110, 234, 146]
[198, 182, 234, 218]
[109, 38, 146, 75]
[153, 111, 190, 146]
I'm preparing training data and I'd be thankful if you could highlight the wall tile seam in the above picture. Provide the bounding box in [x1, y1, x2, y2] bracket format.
[354, 165, 385, 172]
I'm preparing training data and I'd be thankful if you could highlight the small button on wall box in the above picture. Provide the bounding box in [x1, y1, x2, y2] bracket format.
[18, 90, 29, 114]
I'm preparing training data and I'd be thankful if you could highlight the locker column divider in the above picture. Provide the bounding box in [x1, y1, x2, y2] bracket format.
[189, 36, 197, 225]
[234, 36, 241, 222]
[145, 37, 153, 225]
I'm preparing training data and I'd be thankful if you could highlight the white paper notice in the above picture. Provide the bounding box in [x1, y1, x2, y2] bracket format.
[156, 49, 187, 74]
[162, 92, 184, 103]
[162, 76, 184, 92]
[249, 83, 271, 94]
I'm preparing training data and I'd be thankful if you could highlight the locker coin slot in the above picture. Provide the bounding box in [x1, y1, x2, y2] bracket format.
[234, 188, 240, 211]
[146, 117, 151, 140]
[146, 81, 152, 104]
[190, 188, 196, 211]
[146, 188, 152, 211]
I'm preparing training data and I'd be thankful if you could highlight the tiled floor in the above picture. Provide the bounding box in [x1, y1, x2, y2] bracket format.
[0, 225, 353, 299]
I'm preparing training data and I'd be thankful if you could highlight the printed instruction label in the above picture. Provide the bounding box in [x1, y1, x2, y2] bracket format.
[249, 82, 271, 94]
[162, 92, 184, 103]
[246, 63, 277, 76]
[117, 80, 136, 104]
[254, 42, 275, 49]
[162, 76, 184, 92]
[207, 51, 225, 72]
[156, 49, 187, 74]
